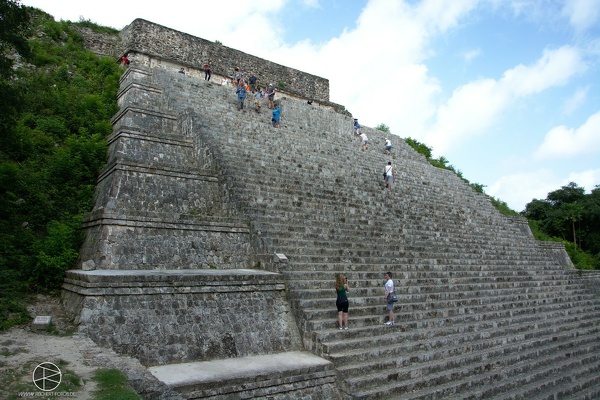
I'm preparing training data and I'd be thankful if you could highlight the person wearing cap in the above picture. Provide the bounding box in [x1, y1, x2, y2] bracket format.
[384, 138, 392, 155]
[267, 84, 276, 109]
[354, 118, 360, 135]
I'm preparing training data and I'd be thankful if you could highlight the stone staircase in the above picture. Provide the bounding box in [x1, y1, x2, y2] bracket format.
[150, 66, 600, 399]
[73, 64, 600, 399]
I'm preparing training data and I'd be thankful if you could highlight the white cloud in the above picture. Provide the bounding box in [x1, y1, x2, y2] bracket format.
[416, 0, 480, 32]
[534, 111, 600, 160]
[463, 49, 481, 63]
[502, 46, 584, 97]
[488, 169, 562, 210]
[424, 46, 584, 155]
[301, 0, 321, 9]
[488, 168, 600, 211]
[561, 0, 600, 33]
[563, 86, 589, 115]
[424, 78, 509, 154]
[568, 169, 600, 192]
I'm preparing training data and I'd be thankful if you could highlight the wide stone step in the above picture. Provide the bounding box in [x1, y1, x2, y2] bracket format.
[477, 356, 600, 399]
[281, 270, 570, 288]
[319, 306, 600, 360]
[287, 278, 584, 303]
[343, 323, 600, 398]
[334, 323, 600, 395]
[148, 351, 336, 399]
[298, 286, 595, 324]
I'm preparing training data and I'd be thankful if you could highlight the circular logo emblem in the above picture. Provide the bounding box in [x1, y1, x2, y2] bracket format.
[32, 362, 62, 391]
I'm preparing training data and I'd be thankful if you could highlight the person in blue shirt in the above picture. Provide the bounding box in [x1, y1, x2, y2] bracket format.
[236, 83, 246, 111]
[354, 118, 361, 135]
[272, 104, 281, 127]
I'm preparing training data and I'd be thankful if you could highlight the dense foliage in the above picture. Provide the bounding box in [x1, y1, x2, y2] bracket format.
[523, 183, 600, 269]
[0, 3, 121, 330]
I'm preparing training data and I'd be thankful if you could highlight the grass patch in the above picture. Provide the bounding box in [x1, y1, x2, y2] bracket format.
[92, 369, 141, 400]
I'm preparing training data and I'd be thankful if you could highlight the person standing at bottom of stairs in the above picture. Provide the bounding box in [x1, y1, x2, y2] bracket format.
[384, 271, 395, 325]
[335, 274, 350, 330]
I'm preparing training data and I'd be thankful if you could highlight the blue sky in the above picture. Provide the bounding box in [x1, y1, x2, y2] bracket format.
[21, 0, 600, 211]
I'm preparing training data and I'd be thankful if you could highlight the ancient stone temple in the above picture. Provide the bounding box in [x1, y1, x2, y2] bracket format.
[63, 19, 600, 399]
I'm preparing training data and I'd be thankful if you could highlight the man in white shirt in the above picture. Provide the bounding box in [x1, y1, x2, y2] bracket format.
[359, 132, 368, 151]
[384, 138, 392, 155]
[384, 271, 395, 325]
[384, 161, 394, 191]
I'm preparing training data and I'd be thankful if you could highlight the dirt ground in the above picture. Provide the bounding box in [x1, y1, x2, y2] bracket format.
[0, 295, 169, 400]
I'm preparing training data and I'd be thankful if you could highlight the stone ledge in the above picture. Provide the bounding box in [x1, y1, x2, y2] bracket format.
[117, 81, 163, 100]
[64, 268, 280, 282]
[148, 351, 335, 397]
[119, 66, 152, 84]
[83, 209, 245, 227]
[97, 160, 217, 183]
[80, 214, 249, 233]
[110, 105, 177, 125]
[107, 127, 192, 148]
[63, 269, 285, 295]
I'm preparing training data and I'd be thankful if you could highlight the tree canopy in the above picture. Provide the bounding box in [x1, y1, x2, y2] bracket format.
[523, 182, 600, 269]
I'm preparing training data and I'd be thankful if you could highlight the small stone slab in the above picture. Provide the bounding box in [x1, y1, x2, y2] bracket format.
[31, 316, 52, 330]
[274, 253, 288, 263]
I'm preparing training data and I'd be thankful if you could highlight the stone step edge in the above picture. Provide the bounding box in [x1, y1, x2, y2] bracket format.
[148, 351, 333, 391]
[346, 333, 600, 397]
[81, 212, 249, 233]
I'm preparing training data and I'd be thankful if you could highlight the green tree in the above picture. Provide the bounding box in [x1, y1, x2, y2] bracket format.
[563, 202, 584, 246]
[523, 182, 600, 269]
[375, 123, 390, 133]
[0, 0, 31, 139]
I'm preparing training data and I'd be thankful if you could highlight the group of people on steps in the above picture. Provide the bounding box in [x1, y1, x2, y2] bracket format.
[233, 67, 280, 127]
[354, 119, 395, 192]
[336, 271, 397, 330]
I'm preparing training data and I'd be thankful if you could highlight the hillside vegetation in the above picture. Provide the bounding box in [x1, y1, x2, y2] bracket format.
[0, 4, 596, 333]
[0, 5, 121, 330]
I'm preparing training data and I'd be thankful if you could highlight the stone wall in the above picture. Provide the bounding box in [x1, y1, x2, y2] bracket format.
[73, 26, 121, 58]
[63, 269, 302, 366]
[118, 18, 330, 102]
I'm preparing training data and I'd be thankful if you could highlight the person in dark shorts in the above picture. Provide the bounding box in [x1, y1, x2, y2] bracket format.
[384, 271, 395, 325]
[335, 274, 350, 330]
